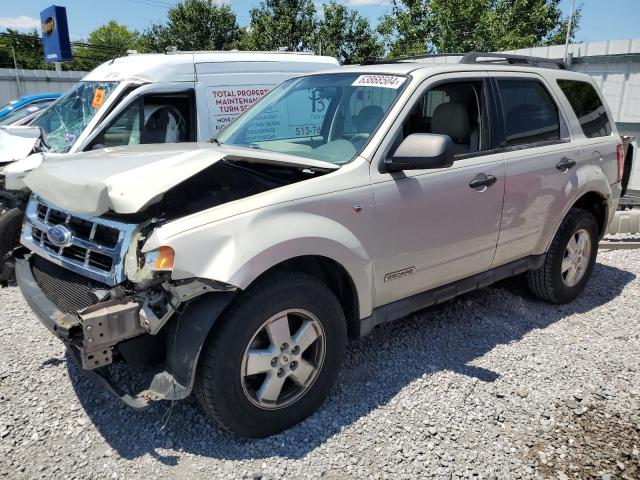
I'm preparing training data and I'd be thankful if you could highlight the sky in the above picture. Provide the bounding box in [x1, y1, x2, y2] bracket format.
[0, 0, 639, 44]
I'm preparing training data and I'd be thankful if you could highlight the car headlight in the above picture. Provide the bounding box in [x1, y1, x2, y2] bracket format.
[144, 246, 175, 272]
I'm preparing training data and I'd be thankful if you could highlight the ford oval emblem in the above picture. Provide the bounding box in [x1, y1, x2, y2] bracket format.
[47, 225, 73, 247]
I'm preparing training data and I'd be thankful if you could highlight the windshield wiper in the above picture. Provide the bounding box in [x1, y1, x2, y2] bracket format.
[209, 138, 223, 146]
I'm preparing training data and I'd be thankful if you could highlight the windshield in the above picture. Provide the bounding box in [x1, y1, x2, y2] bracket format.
[31, 81, 119, 153]
[216, 73, 407, 164]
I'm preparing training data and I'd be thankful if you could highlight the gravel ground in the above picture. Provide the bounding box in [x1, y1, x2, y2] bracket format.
[1, 248, 639, 480]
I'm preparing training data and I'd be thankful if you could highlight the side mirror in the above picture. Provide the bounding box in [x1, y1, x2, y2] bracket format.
[383, 133, 454, 173]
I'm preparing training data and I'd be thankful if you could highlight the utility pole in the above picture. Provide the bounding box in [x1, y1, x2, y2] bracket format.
[564, 0, 576, 65]
[11, 44, 23, 97]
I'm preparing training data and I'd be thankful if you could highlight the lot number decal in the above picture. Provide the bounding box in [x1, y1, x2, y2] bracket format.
[352, 75, 406, 89]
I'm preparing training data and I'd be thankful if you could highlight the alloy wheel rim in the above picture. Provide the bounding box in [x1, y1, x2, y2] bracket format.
[561, 228, 591, 288]
[240, 309, 326, 410]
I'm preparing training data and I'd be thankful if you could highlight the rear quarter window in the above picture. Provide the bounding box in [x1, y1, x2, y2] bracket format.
[557, 79, 611, 138]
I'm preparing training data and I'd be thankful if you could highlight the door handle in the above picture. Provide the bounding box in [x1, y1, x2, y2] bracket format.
[469, 174, 497, 190]
[556, 158, 577, 171]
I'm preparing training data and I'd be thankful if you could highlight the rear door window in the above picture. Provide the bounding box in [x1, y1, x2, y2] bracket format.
[496, 79, 561, 146]
[557, 79, 611, 138]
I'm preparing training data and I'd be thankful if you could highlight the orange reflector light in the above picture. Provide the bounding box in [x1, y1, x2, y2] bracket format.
[153, 246, 175, 271]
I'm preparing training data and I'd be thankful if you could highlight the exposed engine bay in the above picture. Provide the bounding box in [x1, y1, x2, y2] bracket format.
[101, 158, 326, 223]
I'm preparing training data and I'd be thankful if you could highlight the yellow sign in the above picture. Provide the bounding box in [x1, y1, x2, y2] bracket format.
[91, 89, 106, 109]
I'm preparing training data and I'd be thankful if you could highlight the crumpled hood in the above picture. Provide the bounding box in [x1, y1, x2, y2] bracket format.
[0, 126, 43, 165]
[25, 142, 338, 216]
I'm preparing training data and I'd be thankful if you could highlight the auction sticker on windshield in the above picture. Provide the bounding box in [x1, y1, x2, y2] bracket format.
[91, 88, 106, 109]
[352, 75, 406, 89]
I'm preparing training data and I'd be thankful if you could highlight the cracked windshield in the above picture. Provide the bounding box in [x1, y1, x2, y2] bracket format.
[30, 81, 118, 153]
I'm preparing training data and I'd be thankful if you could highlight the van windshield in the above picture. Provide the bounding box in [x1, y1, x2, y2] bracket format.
[31, 81, 119, 153]
[216, 73, 407, 164]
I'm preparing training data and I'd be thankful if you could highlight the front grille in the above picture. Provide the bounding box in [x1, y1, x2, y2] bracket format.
[31, 256, 106, 313]
[21, 195, 137, 285]
[31, 227, 114, 271]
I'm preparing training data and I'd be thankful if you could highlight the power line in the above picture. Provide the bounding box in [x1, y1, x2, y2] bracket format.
[0, 32, 127, 54]
[126, 0, 173, 9]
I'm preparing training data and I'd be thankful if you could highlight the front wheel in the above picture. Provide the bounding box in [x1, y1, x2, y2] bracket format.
[527, 208, 599, 304]
[195, 272, 346, 437]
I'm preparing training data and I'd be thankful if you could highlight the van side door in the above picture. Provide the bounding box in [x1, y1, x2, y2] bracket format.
[195, 61, 284, 139]
[490, 72, 582, 266]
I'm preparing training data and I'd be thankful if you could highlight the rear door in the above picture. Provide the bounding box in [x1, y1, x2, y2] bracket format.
[555, 78, 618, 185]
[490, 72, 582, 266]
[195, 61, 283, 139]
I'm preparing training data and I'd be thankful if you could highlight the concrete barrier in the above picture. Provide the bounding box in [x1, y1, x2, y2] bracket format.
[0, 68, 87, 105]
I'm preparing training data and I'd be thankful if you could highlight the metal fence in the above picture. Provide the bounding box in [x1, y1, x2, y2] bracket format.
[0, 68, 87, 105]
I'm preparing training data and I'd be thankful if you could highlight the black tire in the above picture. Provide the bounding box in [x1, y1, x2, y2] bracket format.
[195, 272, 347, 438]
[527, 208, 599, 304]
[0, 208, 24, 285]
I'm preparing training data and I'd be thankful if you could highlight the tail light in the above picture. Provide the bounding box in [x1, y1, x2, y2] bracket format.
[616, 144, 625, 182]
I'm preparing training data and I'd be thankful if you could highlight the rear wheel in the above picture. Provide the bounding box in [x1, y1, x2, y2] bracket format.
[527, 208, 599, 304]
[0, 208, 24, 285]
[195, 272, 346, 437]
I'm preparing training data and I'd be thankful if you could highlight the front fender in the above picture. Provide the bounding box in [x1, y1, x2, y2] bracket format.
[147, 209, 375, 318]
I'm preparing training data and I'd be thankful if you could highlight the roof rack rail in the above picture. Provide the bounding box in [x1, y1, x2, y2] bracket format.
[459, 51, 567, 69]
[361, 53, 464, 66]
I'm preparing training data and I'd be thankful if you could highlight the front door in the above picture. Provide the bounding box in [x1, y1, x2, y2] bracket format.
[370, 74, 505, 308]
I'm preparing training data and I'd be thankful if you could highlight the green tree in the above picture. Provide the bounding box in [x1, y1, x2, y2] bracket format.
[483, 0, 580, 51]
[381, 0, 581, 56]
[0, 29, 48, 70]
[239, 0, 317, 52]
[139, 0, 240, 52]
[378, 0, 433, 58]
[318, 2, 384, 64]
[88, 20, 138, 51]
[428, 0, 495, 52]
[69, 21, 138, 70]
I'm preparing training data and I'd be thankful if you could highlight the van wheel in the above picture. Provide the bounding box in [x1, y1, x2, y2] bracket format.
[195, 273, 346, 437]
[527, 208, 599, 304]
[0, 208, 24, 285]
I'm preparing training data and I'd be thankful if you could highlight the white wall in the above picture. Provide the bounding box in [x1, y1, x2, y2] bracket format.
[0, 68, 87, 105]
[507, 39, 640, 127]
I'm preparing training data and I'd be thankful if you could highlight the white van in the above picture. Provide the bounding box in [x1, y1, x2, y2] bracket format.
[0, 51, 339, 281]
[1, 51, 339, 191]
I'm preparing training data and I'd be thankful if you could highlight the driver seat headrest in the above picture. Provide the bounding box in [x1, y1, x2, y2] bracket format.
[356, 105, 385, 133]
[431, 103, 471, 141]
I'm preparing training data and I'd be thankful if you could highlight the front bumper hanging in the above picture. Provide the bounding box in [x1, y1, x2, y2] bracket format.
[15, 254, 236, 409]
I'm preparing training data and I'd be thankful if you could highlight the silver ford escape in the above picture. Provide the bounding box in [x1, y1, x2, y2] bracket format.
[15, 53, 623, 437]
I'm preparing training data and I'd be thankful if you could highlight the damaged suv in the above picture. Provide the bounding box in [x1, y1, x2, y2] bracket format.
[16, 53, 623, 437]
